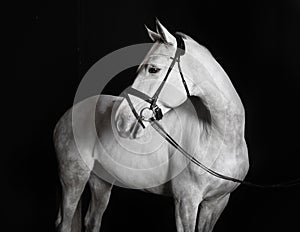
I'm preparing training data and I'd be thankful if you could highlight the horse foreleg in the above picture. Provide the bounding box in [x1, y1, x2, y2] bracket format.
[56, 156, 91, 232]
[174, 197, 200, 232]
[84, 173, 113, 232]
[197, 194, 230, 232]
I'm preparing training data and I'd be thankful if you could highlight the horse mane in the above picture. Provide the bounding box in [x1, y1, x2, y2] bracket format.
[175, 31, 187, 39]
[176, 31, 212, 56]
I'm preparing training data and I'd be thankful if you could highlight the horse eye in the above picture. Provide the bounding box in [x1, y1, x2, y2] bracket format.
[148, 66, 160, 74]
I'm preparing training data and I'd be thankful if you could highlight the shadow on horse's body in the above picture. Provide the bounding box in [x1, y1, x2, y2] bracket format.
[54, 94, 248, 232]
[54, 20, 249, 232]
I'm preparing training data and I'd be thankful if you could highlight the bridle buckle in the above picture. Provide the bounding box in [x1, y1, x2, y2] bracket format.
[153, 105, 163, 121]
[140, 105, 163, 122]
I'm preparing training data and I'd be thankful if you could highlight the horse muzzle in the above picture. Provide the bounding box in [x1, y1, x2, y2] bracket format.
[115, 113, 145, 139]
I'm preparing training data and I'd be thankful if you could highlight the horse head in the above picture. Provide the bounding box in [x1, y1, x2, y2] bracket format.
[115, 19, 195, 139]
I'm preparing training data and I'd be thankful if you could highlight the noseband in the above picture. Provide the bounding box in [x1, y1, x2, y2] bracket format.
[123, 34, 190, 128]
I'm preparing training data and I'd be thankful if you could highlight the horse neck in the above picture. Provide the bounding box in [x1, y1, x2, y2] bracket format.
[183, 39, 244, 116]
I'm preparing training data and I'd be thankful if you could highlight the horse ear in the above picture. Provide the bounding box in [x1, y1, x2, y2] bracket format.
[145, 25, 161, 42]
[155, 18, 176, 45]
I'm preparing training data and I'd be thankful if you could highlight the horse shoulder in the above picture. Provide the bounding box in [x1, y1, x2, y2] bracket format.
[202, 113, 249, 197]
[54, 95, 122, 170]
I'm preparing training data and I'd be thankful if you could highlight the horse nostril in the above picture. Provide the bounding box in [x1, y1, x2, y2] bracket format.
[116, 115, 125, 132]
[116, 115, 133, 138]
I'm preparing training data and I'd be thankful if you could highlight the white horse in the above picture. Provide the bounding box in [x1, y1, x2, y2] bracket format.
[54, 19, 249, 232]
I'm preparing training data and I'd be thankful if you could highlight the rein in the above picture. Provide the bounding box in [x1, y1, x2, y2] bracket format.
[122, 34, 300, 189]
[150, 119, 300, 188]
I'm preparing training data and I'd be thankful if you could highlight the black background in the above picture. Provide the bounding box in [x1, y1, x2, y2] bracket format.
[9, 0, 300, 231]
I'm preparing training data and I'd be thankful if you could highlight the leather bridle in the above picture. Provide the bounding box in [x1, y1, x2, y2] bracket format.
[122, 34, 190, 128]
